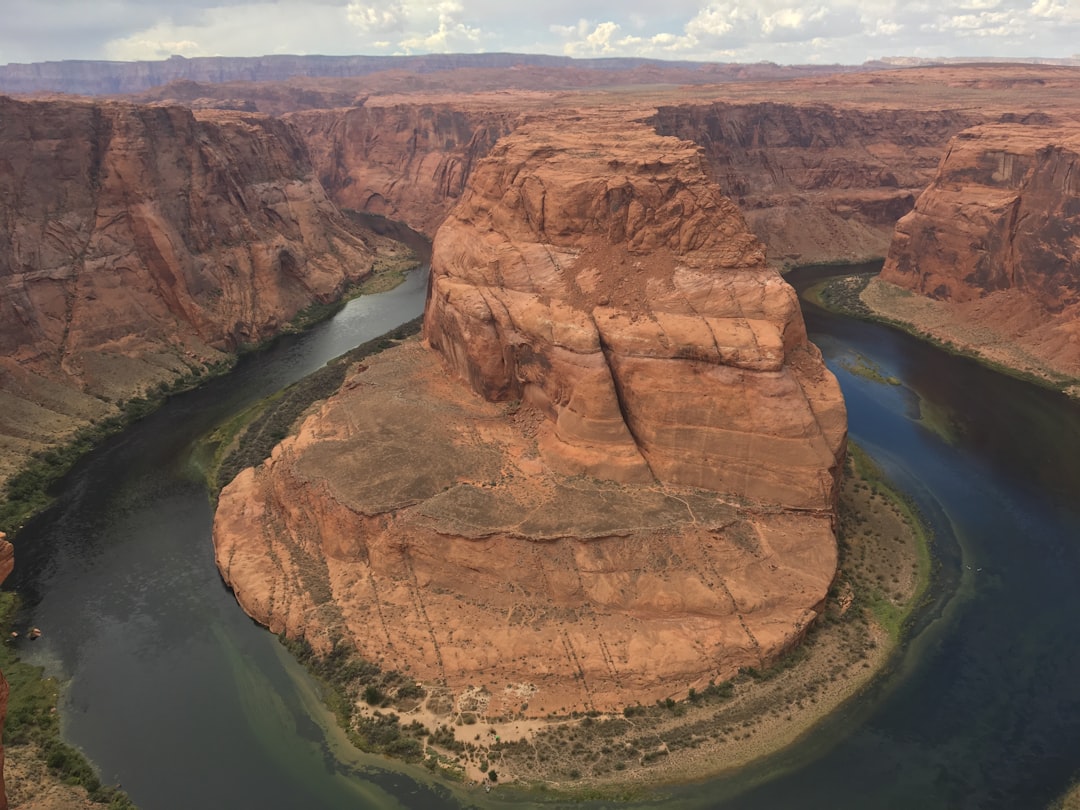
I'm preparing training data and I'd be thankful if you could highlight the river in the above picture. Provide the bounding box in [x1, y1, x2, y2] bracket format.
[7, 261, 1080, 809]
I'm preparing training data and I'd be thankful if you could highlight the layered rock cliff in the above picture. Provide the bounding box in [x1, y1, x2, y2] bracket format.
[877, 123, 1080, 379]
[286, 104, 518, 235]
[289, 98, 976, 264]
[0, 52, 872, 97]
[214, 115, 845, 716]
[651, 103, 978, 266]
[425, 113, 846, 508]
[0, 95, 384, 484]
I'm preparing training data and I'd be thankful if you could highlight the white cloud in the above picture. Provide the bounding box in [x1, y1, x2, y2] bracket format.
[346, 2, 407, 34]
[2, 0, 1077, 68]
[396, 1, 485, 53]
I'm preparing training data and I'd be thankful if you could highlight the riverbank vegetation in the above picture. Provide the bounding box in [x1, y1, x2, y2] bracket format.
[0, 242, 421, 536]
[281, 250, 419, 335]
[200, 315, 423, 492]
[1, 593, 135, 809]
[260, 442, 932, 796]
[0, 359, 233, 535]
[806, 272, 1079, 396]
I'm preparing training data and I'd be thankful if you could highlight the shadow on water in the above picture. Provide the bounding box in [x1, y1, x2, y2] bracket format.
[6, 259, 1080, 809]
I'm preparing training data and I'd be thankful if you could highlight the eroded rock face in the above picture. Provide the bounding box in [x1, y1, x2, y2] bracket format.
[651, 103, 978, 266]
[215, 114, 845, 715]
[287, 103, 517, 235]
[880, 123, 1080, 375]
[0, 95, 380, 483]
[424, 114, 846, 510]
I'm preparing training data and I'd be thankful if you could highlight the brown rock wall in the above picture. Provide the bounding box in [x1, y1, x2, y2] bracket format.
[286, 104, 518, 235]
[424, 113, 846, 509]
[215, 343, 839, 715]
[0, 95, 380, 483]
[879, 123, 1080, 377]
[649, 102, 980, 265]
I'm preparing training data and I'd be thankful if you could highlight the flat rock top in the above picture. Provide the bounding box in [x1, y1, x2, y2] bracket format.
[296, 342, 744, 539]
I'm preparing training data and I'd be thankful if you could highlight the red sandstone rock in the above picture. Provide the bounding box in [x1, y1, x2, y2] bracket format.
[286, 103, 517, 235]
[214, 113, 845, 716]
[214, 343, 840, 716]
[880, 123, 1080, 375]
[424, 113, 846, 509]
[649, 102, 978, 266]
[0, 94, 381, 482]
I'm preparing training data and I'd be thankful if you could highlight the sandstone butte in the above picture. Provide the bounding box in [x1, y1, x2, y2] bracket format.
[879, 123, 1080, 379]
[0, 94, 395, 486]
[213, 112, 847, 717]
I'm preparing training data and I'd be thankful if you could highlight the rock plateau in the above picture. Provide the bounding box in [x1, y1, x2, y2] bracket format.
[214, 114, 846, 716]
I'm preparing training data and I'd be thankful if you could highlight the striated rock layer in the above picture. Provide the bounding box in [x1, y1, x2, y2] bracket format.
[286, 103, 518, 235]
[425, 114, 847, 509]
[880, 123, 1080, 377]
[0, 95, 385, 484]
[215, 115, 846, 715]
[650, 103, 978, 267]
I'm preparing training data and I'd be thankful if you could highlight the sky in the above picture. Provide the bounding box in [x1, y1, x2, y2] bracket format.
[2, 0, 1078, 67]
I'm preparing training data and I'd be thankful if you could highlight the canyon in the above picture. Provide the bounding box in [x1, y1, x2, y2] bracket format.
[871, 122, 1080, 384]
[0, 95, 413, 488]
[1, 54, 1079, 797]
[214, 112, 846, 716]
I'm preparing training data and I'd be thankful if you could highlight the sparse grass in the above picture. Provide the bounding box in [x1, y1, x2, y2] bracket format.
[0, 593, 136, 808]
[207, 316, 423, 492]
[837, 354, 901, 386]
[0, 359, 232, 534]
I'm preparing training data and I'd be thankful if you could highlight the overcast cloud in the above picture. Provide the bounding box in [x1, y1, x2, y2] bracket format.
[2, 0, 1078, 66]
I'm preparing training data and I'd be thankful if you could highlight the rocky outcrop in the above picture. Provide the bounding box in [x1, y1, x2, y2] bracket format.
[878, 123, 1080, 377]
[0, 95, 384, 484]
[425, 114, 846, 508]
[215, 114, 845, 716]
[651, 103, 979, 266]
[286, 104, 518, 235]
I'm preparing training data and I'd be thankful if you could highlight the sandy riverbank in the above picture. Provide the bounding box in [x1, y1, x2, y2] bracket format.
[859, 278, 1080, 398]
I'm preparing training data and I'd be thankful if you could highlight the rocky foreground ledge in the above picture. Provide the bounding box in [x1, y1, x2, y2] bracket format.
[214, 113, 846, 717]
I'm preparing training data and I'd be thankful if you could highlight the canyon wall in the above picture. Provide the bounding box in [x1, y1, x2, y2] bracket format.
[0, 95, 385, 484]
[286, 104, 518, 235]
[877, 123, 1080, 378]
[215, 114, 845, 716]
[651, 103, 979, 266]
[289, 99, 976, 263]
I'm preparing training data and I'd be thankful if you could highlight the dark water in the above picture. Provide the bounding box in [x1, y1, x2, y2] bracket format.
[6, 261, 1080, 809]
